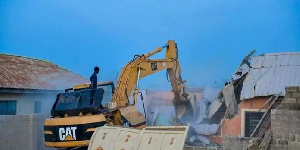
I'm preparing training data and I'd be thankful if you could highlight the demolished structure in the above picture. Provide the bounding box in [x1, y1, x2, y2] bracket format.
[221, 86, 300, 150]
[201, 52, 300, 149]
[131, 51, 300, 149]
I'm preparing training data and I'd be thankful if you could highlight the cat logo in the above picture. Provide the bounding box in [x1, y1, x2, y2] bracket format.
[59, 127, 77, 141]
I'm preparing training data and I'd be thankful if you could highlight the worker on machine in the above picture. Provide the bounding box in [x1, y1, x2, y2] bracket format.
[90, 66, 101, 107]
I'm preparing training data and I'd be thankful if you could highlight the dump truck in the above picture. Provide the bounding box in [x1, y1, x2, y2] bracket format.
[88, 125, 190, 150]
[44, 40, 196, 149]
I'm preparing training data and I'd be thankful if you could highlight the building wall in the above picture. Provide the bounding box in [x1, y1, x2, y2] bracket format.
[221, 86, 300, 150]
[211, 97, 271, 144]
[0, 114, 55, 150]
[222, 97, 270, 136]
[271, 86, 300, 150]
[0, 92, 59, 115]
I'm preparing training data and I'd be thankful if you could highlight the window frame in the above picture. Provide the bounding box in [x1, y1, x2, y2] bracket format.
[0, 100, 17, 115]
[34, 101, 42, 114]
[241, 108, 267, 137]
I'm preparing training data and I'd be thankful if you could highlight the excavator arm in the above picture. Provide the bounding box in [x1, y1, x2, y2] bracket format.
[112, 40, 193, 119]
[43, 40, 194, 149]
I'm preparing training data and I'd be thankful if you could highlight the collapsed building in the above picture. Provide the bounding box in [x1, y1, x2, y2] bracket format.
[126, 51, 300, 149]
[199, 52, 300, 149]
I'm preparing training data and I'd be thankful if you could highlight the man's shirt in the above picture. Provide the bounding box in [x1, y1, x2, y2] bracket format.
[90, 73, 97, 89]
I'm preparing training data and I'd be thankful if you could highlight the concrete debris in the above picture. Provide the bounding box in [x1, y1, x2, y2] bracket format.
[222, 84, 238, 117]
[191, 124, 219, 135]
[152, 106, 175, 126]
[202, 87, 219, 103]
[207, 100, 222, 118]
[258, 130, 272, 150]
[190, 94, 198, 121]
[247, 138, 262, 150]
[195, 100, 208, 124]
[183, 145, 220, 150]
[153, 114, 173, 126]
[193, 87, 220, 124]
[222, 135, 251, 150]
[189, 135, 211, 145]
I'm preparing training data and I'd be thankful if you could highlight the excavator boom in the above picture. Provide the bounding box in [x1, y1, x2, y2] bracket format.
[111, 40, 193, 118]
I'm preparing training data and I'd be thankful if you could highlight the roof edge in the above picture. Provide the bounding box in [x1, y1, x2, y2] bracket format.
[257, 52, 300, 57]
[0, 87, 63, 94]
[0, 53, 88, 81]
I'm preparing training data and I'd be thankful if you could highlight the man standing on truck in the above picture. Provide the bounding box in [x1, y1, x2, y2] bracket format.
[90, 66, 99, 105]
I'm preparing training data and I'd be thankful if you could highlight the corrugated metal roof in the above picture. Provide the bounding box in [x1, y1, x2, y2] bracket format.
[0, 53, 88, 90]
[240, 52, 300, 100]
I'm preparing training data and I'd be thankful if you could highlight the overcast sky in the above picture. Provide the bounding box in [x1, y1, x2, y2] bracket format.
[1, 0, 299, 90]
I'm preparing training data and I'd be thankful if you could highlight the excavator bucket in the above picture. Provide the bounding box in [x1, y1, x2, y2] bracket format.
[173, 94, 197, 121]
[88, 125, 190, 150]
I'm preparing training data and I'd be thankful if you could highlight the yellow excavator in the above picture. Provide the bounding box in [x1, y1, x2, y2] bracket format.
[44, 40, 195, 148]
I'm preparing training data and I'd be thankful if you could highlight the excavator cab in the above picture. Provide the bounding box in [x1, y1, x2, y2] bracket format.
[44, 81, 115, 148]
[50, 81, 115, 117]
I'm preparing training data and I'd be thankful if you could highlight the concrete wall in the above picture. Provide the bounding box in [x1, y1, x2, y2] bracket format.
[0, 114, 55, 150]
[271, 86, 300, 150]
[0, 92, 58, 115]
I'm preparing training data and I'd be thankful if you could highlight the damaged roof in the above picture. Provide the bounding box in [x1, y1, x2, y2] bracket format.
[0, 53, 88, 90]
[240, 52, 300, 100]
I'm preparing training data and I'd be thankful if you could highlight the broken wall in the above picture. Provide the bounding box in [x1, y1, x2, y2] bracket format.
[222, 135, 250, 150]
[221, 86, 300, 150]
[211, 97, 270, 144]
[271, 86, 300, 150]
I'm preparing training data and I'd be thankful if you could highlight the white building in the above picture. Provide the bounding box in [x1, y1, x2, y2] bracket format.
[0, 53, 88, 115]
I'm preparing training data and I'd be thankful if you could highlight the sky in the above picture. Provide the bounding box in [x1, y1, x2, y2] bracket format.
[1, 0, 300, 90]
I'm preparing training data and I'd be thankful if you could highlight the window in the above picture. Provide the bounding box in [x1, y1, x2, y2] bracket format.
[245, 111, 264, 137]
[34, 101, 41, 114]
[0, 101, 17, 115]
